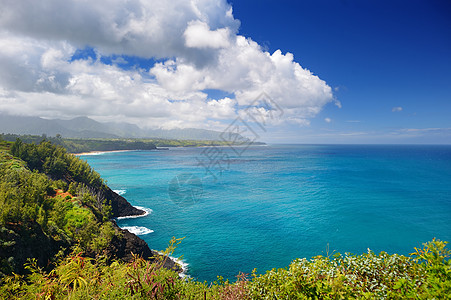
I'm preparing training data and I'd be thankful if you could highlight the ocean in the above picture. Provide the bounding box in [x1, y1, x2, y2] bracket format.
[80, 144, 451, 282]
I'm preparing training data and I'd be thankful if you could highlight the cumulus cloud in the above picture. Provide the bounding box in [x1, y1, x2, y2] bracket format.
[184, 21, 232, 49]
[0, 0, 334, 131]
[392, 106, 403, 112]
[0, 0, 239, 60]
[324, 118, 332, 123]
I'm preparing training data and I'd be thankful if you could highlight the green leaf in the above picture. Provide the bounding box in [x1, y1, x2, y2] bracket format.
[393, 279, 404, 289]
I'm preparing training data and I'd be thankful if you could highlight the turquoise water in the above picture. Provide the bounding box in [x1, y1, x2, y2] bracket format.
[81, 144, 451, 282]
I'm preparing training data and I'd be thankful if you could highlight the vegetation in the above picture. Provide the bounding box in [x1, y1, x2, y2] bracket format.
[0, 134, 254, 153]
[1, 239, 450, 299]
[1, 139, 449, 299]
[0, 140, 12, 151]
[0, 139, 118, 278]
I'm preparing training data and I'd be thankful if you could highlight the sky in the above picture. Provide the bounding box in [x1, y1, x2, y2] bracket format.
[0, 0, 450, 144]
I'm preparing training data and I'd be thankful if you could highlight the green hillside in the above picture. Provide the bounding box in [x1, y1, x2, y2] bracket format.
[0, 134, 259, 153]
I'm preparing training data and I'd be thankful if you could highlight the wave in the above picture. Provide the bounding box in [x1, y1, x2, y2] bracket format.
[122, 226, 154, 235]
[116, 206, 153, 220]
[113, 189, 127, 196]
[156, 251, 190, 278]
[173, 257, 190, 279]
[75, 150, 134, 156]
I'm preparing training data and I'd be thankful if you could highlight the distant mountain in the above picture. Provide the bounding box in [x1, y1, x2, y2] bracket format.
[144, 128, 230, 140]
[0, 114, 244, 141]
[0, 115, 80, 137]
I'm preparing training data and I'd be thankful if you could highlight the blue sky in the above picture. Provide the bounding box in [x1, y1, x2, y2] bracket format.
[231, 0, 451, 143]
[0, 0, 450, 143]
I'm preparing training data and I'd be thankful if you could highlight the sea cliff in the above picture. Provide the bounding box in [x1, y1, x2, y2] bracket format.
[104, 188, 181, 272]
[0, 139, 181, 277]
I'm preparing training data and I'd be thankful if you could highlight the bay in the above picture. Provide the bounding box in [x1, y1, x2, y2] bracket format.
[80, 144, 451, 282]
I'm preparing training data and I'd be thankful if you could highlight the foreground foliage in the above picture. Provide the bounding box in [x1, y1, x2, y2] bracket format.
[0, 239, 449, 299]
[0, 140, 116, 277]
[249, 239, 450, 299]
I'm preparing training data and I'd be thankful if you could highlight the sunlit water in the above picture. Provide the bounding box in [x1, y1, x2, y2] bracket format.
[80, 144, 451, 282]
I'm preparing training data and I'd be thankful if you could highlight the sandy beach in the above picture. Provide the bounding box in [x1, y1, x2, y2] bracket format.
[73, 150, 135, 156]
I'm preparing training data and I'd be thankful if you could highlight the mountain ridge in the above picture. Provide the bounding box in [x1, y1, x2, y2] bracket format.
[0, 114, 240, 141]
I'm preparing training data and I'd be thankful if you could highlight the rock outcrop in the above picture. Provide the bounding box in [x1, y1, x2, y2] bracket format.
[104, 222, 182, 273]
[106, 187, 145, 218]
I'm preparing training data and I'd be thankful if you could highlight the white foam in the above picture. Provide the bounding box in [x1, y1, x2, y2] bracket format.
[171, 256, 189, 272]
[116, 206, 153, 220]
[113, 189, 127, 196]
[122, 226, 154, 235]
[156, 251, 190, 278]
[75, 150, 133, 156]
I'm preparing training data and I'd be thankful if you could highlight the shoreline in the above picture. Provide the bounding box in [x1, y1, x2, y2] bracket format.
[114, 204, 187, 275]
[73, 143, 268, 155]
[155, 251, 189, 278]
[73, 150, 135, 156]
[116, 206, 152, 220]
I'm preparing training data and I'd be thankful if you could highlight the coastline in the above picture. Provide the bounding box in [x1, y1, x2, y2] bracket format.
[116, 206, 152, 220]
[73, 142, 267, 155]
[113, 201, 186, 275]
[156, 251, 189, 278]
[73, 150, 135, 156]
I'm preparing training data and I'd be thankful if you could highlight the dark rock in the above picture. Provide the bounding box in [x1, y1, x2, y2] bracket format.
[104, 222, 182, 273]
[103, 223, 153, 261]
[0, 190, 177, 277]
[105, 187, 145, 218]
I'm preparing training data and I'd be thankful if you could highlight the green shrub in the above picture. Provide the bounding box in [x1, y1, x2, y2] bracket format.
[1, 239, 449, 299]
[410, 239, 451, 298]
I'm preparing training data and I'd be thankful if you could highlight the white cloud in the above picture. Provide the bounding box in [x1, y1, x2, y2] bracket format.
[397, 128, 451, 133]
[207, 97, 237, 119]
[0, 0, 334, 131]
[0, 0, 239, 61]
[151, 38, 333, 125]
[184, 21, 232, 49]
[324, 118, 332, 123]
[387, 128, 451, 144]
[392, 106, 403, 112]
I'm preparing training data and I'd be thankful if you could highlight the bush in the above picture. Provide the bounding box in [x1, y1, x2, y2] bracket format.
[1, 239, 450, 299]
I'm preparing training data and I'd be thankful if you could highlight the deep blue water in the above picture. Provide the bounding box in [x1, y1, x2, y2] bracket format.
[80, 144, 451, 282]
